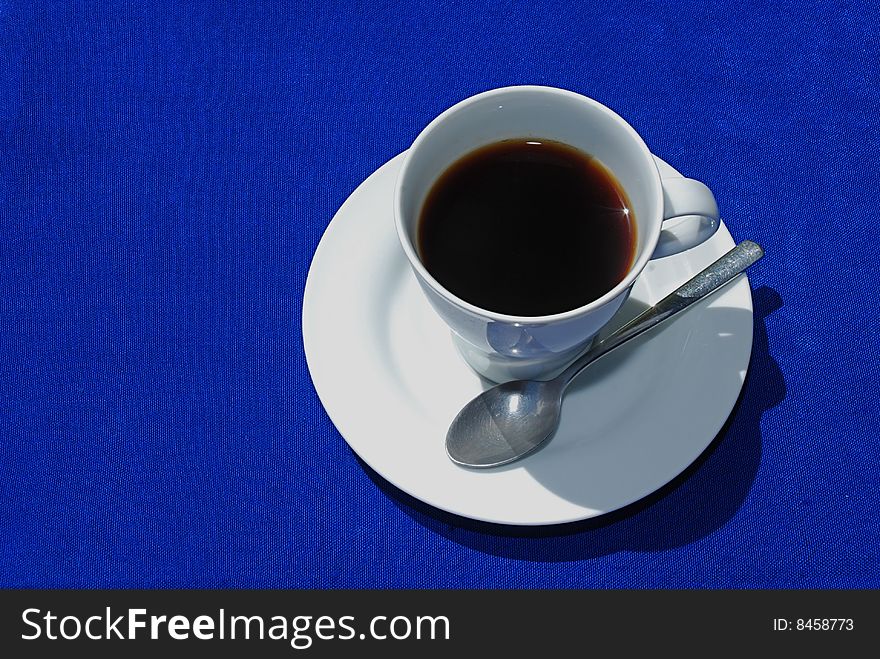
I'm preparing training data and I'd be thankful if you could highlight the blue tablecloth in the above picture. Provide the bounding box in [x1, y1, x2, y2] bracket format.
[1, 0, 877, 588]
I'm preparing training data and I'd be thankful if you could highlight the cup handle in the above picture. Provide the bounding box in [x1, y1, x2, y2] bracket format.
[652, 176, 720, 259]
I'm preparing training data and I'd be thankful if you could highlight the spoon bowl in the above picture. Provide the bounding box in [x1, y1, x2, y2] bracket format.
[446, 379, 564, 468]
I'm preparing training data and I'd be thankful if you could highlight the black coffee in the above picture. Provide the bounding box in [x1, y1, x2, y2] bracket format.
[417, 139, 636, 316]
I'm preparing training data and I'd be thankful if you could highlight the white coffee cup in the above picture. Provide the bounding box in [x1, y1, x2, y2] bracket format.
[394, 86, 719, 382]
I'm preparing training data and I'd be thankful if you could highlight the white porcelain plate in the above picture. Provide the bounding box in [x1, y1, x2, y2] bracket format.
[303, 153, 753, 526]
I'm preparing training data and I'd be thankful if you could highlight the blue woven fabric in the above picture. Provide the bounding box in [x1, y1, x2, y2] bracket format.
[1, 0, 877, 588]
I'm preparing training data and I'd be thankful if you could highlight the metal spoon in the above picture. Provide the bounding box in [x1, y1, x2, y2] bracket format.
[446, 240, 764, 468]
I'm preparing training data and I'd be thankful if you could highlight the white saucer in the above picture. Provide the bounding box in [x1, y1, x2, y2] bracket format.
[303, 152, 753, 526]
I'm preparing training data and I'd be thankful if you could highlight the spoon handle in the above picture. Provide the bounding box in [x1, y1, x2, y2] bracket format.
[557, 240, 764, 385]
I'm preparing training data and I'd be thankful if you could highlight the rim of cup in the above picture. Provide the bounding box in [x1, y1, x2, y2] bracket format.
[394, 85, 664, 324]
